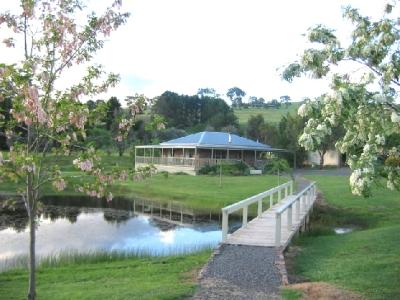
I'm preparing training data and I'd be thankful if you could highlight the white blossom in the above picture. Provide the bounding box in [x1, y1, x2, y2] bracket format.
[391, 111, 400, 123]
[298, 104, 308, 117]
[299, 133, 314, 150]
[375, 135, 385, 145]
[387, 180, 395, 190]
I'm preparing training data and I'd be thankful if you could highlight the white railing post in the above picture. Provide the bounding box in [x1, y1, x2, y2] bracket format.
[287, 204, 292, 230]
[295, 198, 300, 221]
[306, 190, 310, 208]
[278, 189, 281, 203]
[222, 210, 229, 241]
[290, 181, 293, 195]
[285, 186, 288, 198]
[301, 195, 306, 212]
[257, 199, 262, 217]
[275, 212, 281, 247]
[242, 206, 248, 227]
[270, 194, 273, 208]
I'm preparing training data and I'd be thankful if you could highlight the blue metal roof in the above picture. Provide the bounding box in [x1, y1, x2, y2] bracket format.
[160, 131, 272, 151]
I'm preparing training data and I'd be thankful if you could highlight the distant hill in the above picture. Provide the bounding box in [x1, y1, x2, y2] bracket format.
[234, 102, 301, 125]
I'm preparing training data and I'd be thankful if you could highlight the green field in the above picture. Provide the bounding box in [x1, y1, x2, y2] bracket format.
[287, 176, 400, 299]
[117, 173, 287, 212]
[234, 103, 301, 125]
[0, 152, 288, 213]
[0, 251, 211, 300]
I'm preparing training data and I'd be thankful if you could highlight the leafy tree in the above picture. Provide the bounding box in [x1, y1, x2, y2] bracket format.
[0, 96, 12, 149]
[227, 86, 246, 108]
[246, 114, 279, 146]
[0, 1, 129, 299]
[153, 91, 237, 130]
[248, 96, 265, 108]
[278, 113, 307, 168]
[280, 95, 291, 107]
[270, 99, 280, 108]
[105, 96, 121, 130]
[197, 87, 217, 98]
[247, 114, 265, 142]
[284, 3, 400, 196]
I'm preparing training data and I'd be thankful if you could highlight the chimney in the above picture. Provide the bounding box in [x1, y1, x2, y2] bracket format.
[228, 133, 232, 143]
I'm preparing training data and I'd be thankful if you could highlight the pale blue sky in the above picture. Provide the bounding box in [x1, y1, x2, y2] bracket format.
[0, 0, 393, 103]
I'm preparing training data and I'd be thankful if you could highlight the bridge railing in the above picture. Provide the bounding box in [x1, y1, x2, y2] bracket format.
[221, 180, 293, 241]
[274, 182, 316, 247]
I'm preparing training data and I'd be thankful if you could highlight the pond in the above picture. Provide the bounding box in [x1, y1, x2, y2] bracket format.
[0, 196, 226, 271]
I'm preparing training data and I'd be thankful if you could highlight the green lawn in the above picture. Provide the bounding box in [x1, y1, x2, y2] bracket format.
[0, 151, 287, 213]
[288, 176, 400, 299]
[234, 103, 301, 125]
[117, 174, 286, 212]
[0, 251, 211, 300]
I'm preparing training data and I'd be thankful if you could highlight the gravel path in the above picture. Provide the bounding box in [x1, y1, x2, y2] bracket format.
[192, 244, 282, 300]
[191, 178, 312, 300]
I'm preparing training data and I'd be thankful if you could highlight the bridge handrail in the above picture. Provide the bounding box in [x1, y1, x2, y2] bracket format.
[222, 181, 292, 215]
[274, 181, 317, 247]
[275, 182, 316, 214]
[221, 180, 293, 241]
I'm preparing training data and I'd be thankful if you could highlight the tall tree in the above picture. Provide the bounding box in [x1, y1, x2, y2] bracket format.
[227, 87, 246, 108]
[105, 96, 121, 130]
[0, 1, 130, 299]
[197, 87, 217, 98]
[280, 95, 291, 107]
[153, 91, 238, 130]
[284, 3, 400, 196]
[278, 113, 307, 168]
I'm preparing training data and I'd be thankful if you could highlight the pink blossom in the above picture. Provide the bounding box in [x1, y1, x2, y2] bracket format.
[119, 170, 128, 181]
[106, 192, 113, 202]
[73, 158, 93, 172]
[116, 135, 123, 142]
[24, 117, 33, 126]
[68, 111, 87, 129]
[3, 38, 15, 48]
[80, 159, 93, 171]
[53, 179, 66, 191]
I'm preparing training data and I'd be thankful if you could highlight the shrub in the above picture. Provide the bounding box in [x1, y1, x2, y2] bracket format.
[198, 161, 249, 176]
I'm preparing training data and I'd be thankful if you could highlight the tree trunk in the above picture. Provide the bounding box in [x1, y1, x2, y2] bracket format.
[318, 150, 325, 169]
[28, 210, 36, 300]
[27, 174, 36, 300]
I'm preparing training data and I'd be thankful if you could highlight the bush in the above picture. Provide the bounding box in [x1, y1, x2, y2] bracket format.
[173, 171, 189, 175]
[198, 161, 249, 176]
[264, 158, 291, 175]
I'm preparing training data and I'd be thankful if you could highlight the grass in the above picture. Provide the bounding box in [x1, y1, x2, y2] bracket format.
[288, 175, 400, 299]
[117, 174, 288, 212]
[234, 103, 301, 125]
[281, 288, 303, 300]
[0, 250, 211, 300]
[0, 151, 288, 212]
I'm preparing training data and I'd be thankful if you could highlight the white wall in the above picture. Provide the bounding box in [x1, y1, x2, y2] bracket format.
[307, 150, 341, 166]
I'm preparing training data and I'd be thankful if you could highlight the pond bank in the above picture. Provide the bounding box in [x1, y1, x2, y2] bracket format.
[0, 250, 211, 300]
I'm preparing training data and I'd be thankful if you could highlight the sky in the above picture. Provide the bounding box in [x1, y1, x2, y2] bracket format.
[0, 0, 393, 103]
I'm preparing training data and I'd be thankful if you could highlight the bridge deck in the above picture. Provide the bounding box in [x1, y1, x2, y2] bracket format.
[224, 195, 308, 247]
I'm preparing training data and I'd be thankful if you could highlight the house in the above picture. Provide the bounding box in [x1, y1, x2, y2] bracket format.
[307, 150, 344, 167]
[134, 131, 283, 175]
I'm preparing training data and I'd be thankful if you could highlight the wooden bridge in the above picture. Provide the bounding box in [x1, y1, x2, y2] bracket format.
[221, 180, 316, 248]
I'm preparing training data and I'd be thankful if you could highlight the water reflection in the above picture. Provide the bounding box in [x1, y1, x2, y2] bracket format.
[0, 197, 224, 269]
